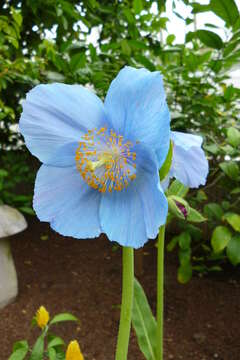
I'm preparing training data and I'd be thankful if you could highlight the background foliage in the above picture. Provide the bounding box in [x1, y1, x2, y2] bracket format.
[0, 0, 240, 281]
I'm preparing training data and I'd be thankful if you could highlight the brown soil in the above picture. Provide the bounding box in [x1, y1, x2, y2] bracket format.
[0, 217, 240, 360]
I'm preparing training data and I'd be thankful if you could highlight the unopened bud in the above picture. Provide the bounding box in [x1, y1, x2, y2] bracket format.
[168, 195, 189, 220]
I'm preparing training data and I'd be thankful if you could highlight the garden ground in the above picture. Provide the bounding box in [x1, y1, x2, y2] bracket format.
[0, 217, 240, 360]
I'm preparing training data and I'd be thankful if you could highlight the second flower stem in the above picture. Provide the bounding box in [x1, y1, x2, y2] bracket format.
[156, 225, 165, 360]
[115, 246, 134, 360]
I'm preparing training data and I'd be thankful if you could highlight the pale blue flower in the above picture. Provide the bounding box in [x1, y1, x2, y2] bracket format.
[19, 66, 170, 248]
[169, 131, 209, 188]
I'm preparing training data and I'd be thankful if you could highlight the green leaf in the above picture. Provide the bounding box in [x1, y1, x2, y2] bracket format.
[166, 34, 175, 45]
[159, 141, 173, 181]
[167, 180, 189, 197]
[50, 313, 78, 325]
[222, 201, 230, 210]
[223, 39, 240, 56]
[210, 0, 239, 26]
[167, 236, 179, 252]
[211, 226, 232, 253]
[221, 144, 235, 156]
[187, 208, 206, 223]
[48, 337, 65, 349]
[70, 52, 86, 72]
[135, 54, 155, 71]
[177, 263, 192, 284]
[48, 348, 57, 360]
[121, 39, 131, 56]
[11, 8, 23, 27]
[196, 189, 208, 202]
[204, 143, 219, 154]
[224, 212, 240, 232]
[12, 341, 28, 353]
[196, 29, 223, 49]
[227, 235, 240, 265]
[186, 224, 203, 241]
[133, 0, 143, 14]
[8, 349, 28, 360]
[224, 85, 236, 101]
[9, 341, 29, 360]
[157, 0, 167, 11]
[128, 40, 148, 50]
[191, 3, 211, 13]
[62, 16, 68, 30]
[227, 127, 240, 147]
[220, 161, 239, 180]
[132, 278, 157, 360]
[0, 169, 8, 178]
[123, 8, 135, 23]
[178, 232, 191, 250]
[209, 265, 222, 272]
[179, 248, 191, 266]
[203, 203, 224, 220]
[19, 207, 35, 215]
[231, 187, 240, 194]
[88, 0, 99, 9]
[29, 335, 44, 360]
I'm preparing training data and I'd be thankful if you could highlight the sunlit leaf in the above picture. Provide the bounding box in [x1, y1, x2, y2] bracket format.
[227, 127, 240, 147]
[211, 226, 232, 253]
[210, 0, 239, 26]
[196, 29, 223, 49]
[227, 235, 240, 265]
[9, 341, 29, 360]
[187, 208, 206, 223]
[29, 335, 44, 360]
[50, 313, 78, 325]
[132, 278, 157, 360]
[220, 161, 239, 180]
[159, 141, 173, 181]
[167, 180, 189, 198]
[224, 212, 240, 232]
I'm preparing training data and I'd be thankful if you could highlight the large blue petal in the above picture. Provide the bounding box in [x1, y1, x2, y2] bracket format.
[33, 165, 102, 238]
[104, 66, 171, 168]
[170, 131, 209, 188]
[135, 145, 168, 238]
[99, 186, 147, 248]
[20, 83, 106, 164]
[99, 145, 168, 248]
[171, 131, 203, 149]
[43, 141, 78, 167]
[137, 172, 168, 239]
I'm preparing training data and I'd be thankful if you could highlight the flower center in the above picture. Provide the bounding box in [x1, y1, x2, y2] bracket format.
[75, 128, 137, 193]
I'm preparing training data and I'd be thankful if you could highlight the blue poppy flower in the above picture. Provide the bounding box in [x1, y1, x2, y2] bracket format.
[19, 66, 170, 248]
[168, 131, 209, 188]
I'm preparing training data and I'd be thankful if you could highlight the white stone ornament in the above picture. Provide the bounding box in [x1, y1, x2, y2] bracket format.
[0, 205, 27, 309]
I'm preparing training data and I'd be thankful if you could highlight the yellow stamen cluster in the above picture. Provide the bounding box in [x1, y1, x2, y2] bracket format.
[66, 340, 84, 360]
[35, 306, 49, 329]
[75, 128, 137, 193]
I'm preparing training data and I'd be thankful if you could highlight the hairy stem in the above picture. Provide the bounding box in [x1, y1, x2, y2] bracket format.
[156, 225, 165, 360]
[115, 246, 134, 360]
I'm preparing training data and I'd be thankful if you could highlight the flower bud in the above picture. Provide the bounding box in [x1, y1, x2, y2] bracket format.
[168, 195, 189, 220]
[66, 340, 84, 360]
[35, 306, 49, 329]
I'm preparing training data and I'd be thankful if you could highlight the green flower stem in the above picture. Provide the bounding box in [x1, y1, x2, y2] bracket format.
[156, 225, 165, 360]
[115, 246, 134, 360]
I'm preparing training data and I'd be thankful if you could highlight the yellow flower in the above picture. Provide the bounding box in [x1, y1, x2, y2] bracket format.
[66, 340, 84, 360]
[36, 306, 50, 329]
